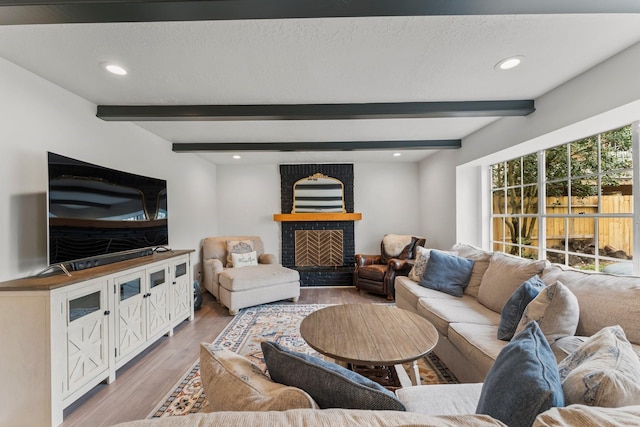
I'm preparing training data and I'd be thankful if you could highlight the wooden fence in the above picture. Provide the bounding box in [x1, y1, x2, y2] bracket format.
[494, 195, 633, 255]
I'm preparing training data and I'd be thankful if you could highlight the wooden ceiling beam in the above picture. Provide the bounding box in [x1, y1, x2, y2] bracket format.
[97, 100, 535, 121]
[172, 140, 461, 152]
[1, 1, 639, 25]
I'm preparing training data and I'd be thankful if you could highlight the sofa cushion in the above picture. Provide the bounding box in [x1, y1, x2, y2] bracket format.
[417, 296, 501, 337]
[515, 281, 580, 344]
[219, 264, 299, 291]
[557, 325, 640, 407]
[478, 252, 547, 313]
[448, 323, 508, 377]
[533, 404, 640, 427]
[450, 243, 493, 298]
[111, 408, 510, 427]
[419, 250, 475, 297]
[408, 247, 457, 282]
[357, 264, 387, 282]
[261, 341, 406, 411]
[498, 275, 545, 341]
[396, 383, 483, 415]
[541, 263, 640, 344]
[199, 344, 317, 411]
[476, 322, 564, 427]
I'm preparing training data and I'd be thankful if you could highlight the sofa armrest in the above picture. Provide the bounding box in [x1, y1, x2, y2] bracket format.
[355, 254, 382, 267]
[202, 258, 223, 293]
[259, 253, 278, 264]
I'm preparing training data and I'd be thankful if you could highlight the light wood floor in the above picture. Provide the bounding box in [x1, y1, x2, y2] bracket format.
[61, 287, 387, 427]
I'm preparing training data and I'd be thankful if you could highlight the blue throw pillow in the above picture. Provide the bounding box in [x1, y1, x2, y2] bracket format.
[261, 341, 406, 411]
[476, 322, 564, 427]
[418, 249, 475, 297]
[497, 275, 545, 341]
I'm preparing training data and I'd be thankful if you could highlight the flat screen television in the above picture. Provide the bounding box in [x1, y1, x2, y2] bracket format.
[47, 152, 168, 270]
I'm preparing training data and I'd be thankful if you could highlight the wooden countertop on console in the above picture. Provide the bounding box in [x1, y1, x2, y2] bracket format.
[0, 249, 194, 292]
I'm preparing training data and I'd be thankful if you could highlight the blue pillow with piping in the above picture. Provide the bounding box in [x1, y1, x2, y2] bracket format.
[418, 249, 475, 297]
[476, 321, 564, 427]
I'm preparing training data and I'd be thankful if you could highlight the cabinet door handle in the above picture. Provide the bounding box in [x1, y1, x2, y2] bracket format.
[104, 310, 111, 315]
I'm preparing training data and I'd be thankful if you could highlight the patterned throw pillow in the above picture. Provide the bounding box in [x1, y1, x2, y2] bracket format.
[557, 325, 640, 407]
[408, 247, 457, 282]
[231, 251, 258, 268]
[226, 239, 254, 267]
[514, 280, 579, 344]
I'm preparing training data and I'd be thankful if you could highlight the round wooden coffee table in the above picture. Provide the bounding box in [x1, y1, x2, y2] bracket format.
[299, 304, 438, 386]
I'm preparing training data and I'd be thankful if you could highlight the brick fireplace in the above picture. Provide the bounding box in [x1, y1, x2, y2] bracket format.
[277, 164, 359, 286]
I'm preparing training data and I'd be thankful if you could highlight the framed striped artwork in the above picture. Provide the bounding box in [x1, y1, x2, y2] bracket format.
[292, 173, 345, 213]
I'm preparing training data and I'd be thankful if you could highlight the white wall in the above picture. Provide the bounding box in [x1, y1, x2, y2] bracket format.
[452, 41, 640, 250]
[214, 162, 421, 258]
[216, 163, 282, 257]
[417, 151, 458, 249]
[353, 163, 421, 254]
[0, 58, 218, 282]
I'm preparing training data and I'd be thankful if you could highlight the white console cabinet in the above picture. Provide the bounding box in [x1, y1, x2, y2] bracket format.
[0, 250, 193, 427]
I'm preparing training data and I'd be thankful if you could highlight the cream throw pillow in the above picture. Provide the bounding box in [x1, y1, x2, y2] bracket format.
[226, 239, 254, 267]
[477, 252, 546, 313]
[408, 247, 457, 282]
[199, 343, 318, 411]
[557, 326, 640, 407]
[515, 280, 579, 344]
[232, 251, 258, 268]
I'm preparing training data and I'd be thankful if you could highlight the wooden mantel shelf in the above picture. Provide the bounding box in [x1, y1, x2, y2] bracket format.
[274, 213, 362, 222]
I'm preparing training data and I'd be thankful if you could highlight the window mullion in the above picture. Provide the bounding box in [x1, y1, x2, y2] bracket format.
[633, 121, 640, 275]
[538, 150, 546, 261]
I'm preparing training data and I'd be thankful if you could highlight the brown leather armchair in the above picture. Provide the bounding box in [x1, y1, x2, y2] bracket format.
[353, 235, 426, 300]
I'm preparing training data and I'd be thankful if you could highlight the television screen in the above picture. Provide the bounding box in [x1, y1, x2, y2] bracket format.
[47, 152, 168, 267]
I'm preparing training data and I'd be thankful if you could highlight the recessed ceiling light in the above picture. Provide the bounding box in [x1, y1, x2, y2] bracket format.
[232, 155, 241, 159]
[495, 56, 524, 71]
[103, 63, 127, 76]
[393, 152, 402, 157]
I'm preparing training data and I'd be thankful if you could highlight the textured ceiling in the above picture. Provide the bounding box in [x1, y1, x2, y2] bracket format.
[2, 13, 640, 164]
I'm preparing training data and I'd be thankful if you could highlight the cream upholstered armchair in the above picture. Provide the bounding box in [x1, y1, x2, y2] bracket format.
[201, 236, 300, 315]
[353, 234, 426, 300]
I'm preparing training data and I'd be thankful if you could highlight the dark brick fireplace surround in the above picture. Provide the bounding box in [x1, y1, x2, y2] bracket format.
[279, 164, 355, 286]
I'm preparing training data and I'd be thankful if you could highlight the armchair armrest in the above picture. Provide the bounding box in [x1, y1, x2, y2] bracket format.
[202, 258, 224, 294]
[387, 258, 414, 271]
[259, 253, 278, 264]
[355, 254, 382, 267]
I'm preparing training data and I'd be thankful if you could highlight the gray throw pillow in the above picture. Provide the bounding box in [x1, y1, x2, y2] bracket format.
[476, 322, 564, 427]
[260, 341, 406, 411]
[418, 249, 475, 297]
[514, 280, 580, 344]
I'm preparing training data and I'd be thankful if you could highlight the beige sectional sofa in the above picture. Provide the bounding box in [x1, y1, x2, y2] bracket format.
[395, 243, 640, 383]
[112, 244, 640, 426]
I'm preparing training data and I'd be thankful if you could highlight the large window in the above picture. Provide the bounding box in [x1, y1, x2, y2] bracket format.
[491, 124, 635, 272]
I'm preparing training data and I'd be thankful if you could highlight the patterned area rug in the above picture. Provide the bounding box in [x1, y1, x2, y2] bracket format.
[148, 303, 458, 418]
